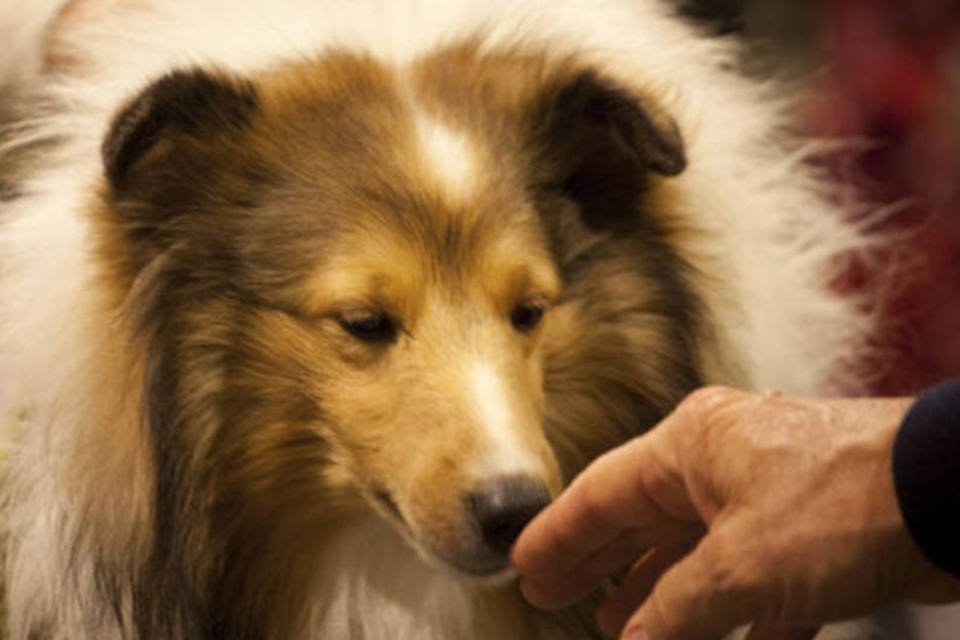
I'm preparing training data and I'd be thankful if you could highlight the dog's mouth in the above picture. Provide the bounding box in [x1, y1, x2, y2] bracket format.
[367, 480, 549, 580]
[373, 489, 402, 520]
[370, 488, 512, 577]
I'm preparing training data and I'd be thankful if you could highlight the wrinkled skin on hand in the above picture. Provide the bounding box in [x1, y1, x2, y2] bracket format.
[512, 387, 960, 640]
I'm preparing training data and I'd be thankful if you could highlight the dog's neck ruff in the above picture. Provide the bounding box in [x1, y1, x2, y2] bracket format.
[306, 517, 540, 640]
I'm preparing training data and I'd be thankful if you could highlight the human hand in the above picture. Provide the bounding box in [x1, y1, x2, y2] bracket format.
[512, 387, 960, 639]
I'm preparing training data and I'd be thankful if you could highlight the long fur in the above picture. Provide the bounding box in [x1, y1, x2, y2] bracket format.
[0, 1, 875, 639]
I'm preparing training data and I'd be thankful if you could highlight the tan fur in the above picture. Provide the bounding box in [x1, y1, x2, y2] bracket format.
[81, 47, 702, 636]
[2, 2, 854, 636]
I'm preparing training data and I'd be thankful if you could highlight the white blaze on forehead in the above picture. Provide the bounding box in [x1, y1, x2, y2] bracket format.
[468, 361, 541, 477]
[413, 112, 477, 197]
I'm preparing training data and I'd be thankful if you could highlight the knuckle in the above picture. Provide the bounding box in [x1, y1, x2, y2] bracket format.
[676, 385, 746, 439]
[642, 549, 740, 640]
[700, 530, 761, 601]
[641, 585, 676, 638]
[575, 481, 613, 529]
[699, 535, 738, 590]
[683, 385, 742, 414]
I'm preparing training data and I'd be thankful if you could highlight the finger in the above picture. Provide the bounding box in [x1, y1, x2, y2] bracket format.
[512, 424, 695, 583]
[745, 624, 821, 640]
[621, 532, 756, 640]
[597, 542, 697, 638]
[520, 518, 703, 611]
[520, 529, 651, 610]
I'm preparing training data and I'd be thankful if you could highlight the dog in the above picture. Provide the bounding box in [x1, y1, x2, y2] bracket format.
[0, 1, 874, 638]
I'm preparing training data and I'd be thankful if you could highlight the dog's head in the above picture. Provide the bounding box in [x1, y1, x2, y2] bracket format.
[98, 46, 700, 580]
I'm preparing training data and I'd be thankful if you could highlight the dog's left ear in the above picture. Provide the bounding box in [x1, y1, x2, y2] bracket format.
[532, 71, 686, 227]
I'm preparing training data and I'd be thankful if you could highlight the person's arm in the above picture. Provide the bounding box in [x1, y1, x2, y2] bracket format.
[512, 387, 960, 640]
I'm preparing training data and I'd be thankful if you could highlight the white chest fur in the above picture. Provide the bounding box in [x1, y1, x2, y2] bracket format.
[307, 518, 550, 640]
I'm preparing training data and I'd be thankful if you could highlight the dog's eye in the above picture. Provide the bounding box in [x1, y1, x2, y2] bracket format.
[510, 303, 545, 333]
[338, 313, 399, 344]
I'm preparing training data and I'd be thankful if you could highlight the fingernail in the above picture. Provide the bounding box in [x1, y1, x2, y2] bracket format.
[622, 626, 650, 640]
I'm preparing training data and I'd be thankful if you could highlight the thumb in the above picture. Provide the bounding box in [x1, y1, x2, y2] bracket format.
[621, 530, 754, 640]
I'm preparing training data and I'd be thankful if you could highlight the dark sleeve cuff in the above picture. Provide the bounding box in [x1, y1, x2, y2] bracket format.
[893, 378, 960, 578]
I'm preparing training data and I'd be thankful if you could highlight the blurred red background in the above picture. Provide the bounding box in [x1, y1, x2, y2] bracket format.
[819, 0, 960, 395]
[679, 0, 960, 396]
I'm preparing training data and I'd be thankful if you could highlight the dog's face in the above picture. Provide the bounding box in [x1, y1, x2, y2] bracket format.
[97, 47, 701, 579]
[307, 209, 563, 575]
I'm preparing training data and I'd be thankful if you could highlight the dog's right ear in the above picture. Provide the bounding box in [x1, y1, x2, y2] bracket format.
[102, 68, 260, 193]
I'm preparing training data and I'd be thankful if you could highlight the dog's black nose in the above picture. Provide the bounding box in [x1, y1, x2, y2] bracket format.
[470, 476, 551, 556]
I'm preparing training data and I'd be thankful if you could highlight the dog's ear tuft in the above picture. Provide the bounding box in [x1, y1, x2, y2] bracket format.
[542, 71, 686, 177]
[102, 68, 260, 192]
[533, 71, 686, 228]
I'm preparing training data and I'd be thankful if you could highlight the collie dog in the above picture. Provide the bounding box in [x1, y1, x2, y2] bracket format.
[0, 1, 873, 638]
